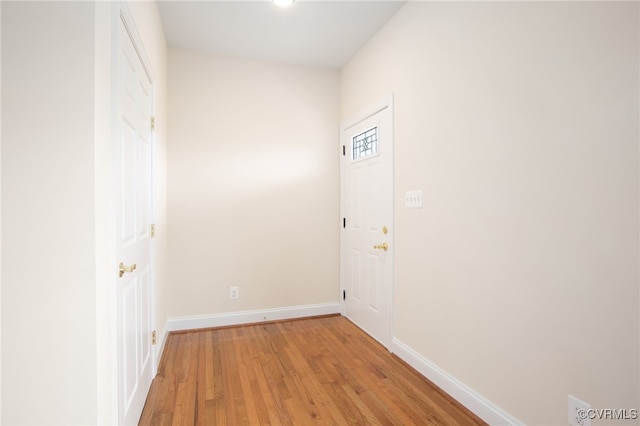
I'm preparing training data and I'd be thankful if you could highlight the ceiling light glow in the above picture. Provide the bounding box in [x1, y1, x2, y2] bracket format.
[273, 0, 295, 8]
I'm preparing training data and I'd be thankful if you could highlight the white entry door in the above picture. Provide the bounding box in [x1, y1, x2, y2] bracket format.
[341, 96, 394, 348]
[116, 12, 154, 426]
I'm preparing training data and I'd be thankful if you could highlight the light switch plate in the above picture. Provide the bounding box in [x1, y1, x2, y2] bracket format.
[405, 190, 423, 208]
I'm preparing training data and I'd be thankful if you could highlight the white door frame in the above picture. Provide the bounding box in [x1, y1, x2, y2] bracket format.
[340, 94, 394, 349]
[111, 2, 157, 423]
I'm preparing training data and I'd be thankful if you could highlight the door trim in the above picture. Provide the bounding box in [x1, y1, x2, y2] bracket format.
[340, 93, 394, 349]
[340, 96, 392, 132]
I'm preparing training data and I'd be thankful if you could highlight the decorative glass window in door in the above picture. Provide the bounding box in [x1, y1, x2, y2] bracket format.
[352, 126, 378, 161]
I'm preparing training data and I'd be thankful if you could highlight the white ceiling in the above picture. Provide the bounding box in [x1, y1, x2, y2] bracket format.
[157, 0, 407, 69]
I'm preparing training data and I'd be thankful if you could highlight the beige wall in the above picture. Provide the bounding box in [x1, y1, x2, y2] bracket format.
[0, 1, 3, 421]
[341, 2, 639, 425]
[2, 2, 98, 424]
[2, 1, 168, 424]
[167, 49, 340, 318]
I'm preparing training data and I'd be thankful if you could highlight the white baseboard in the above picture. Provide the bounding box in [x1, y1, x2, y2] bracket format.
[391, 337, 522, 426]
[166, 302, 342, 333]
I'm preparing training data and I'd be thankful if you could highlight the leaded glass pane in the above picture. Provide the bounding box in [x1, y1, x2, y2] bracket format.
[352, 126, 378, 161]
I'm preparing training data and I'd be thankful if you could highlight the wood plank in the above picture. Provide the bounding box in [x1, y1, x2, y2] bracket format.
[139, 315, 486, 426]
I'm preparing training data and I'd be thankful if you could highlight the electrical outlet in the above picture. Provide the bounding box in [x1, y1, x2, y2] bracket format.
[568, 395, 591, 426]
[229, 286, 239, 300]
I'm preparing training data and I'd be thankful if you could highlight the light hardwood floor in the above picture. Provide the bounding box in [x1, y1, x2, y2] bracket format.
[140, 314, 486, 425]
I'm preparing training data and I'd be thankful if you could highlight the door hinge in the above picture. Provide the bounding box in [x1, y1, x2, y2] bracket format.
[150, 223, 156, 238]
[343, 290, 346, 300]
[343, 218, 346, 228]
[342, 145, 346, 156]
[151, 116, 156, 131]
[152, 330, 157, 345]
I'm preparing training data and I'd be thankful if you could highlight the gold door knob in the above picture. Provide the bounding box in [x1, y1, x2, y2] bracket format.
[373, 242, 388, 251]
[119, 262, 137, 278]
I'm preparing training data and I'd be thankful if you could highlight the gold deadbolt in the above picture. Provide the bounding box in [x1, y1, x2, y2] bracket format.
[119, 262, 137, 278]
[373, 242, 389, 251]
[382, 226, 388, 235]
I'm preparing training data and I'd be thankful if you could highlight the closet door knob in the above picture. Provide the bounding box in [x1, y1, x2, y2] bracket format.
[373, 243, 388, 251]
[119, 262, 137, 278]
